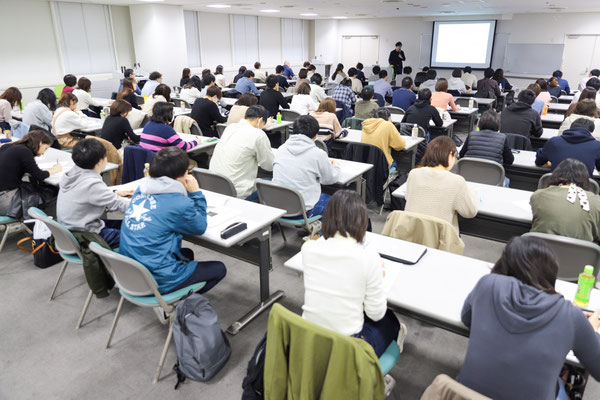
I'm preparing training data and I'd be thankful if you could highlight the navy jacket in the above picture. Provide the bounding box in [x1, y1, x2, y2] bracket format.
[391, 88, 416, 112]
[535, 127, 600, 177]
[459, 130, 514, 165]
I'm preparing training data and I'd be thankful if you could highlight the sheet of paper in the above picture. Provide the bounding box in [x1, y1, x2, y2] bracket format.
[206, 207, 242, 230]
[382, 260, 402, 295]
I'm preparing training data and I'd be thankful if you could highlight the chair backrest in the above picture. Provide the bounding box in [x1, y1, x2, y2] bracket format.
[505, 90, 515, 105]
[172, 98, 190, 108]
[216, 123, 228, 138]
[447, 89, 460, 97]
[27, 207, 83, 258]
[454, 97, 477, 108]
[385, 106, 405, 115]
[504, 133, 533, 151]
[399, 122, 426, 138]
[314, 139, 328, 154]
[373, 92, 385, 107]
[281, 109, 302, 122]
[192, 168, 237, 197]
[255, 180, 308, 219]
[173, 85, 182, 93]
[523, 232, 600, 282]
[454, 158, 505, 186]
[420, 374, 491, 400]
[537, 173, 600, 195]
[561, 90, 568, 96]
[550, 96, 559, 103]
[122, 145, 155, 184]
[190, 121, 202, 136]
[135, 94, 145, 105]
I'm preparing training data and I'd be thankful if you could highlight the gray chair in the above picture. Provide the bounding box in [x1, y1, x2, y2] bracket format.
[255, 180, 322, 242]
[523, 232, 600, 282]
[88, 242, 206, 383]
[314, 139, 328, 154]
[454, 158, 505, 186]
[135, 94, 145, 105]
[172, 98, 190, 109]
[537, 173, 600, 195]
[190, 121, 202, 136]
[455, 97, 478, 108]
[399, 122, 426, 138]
[139, 113, 149, 130]
[550, 96, 559, 103]
[0, 216, 30, 254]
[385, 106, 405, 115]
[216, 123, 228, 138]
[192, 168, 237, 197]
[281, 109, 302, 122]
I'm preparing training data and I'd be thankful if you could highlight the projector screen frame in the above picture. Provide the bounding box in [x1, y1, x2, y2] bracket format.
[429, 20, 498, 70]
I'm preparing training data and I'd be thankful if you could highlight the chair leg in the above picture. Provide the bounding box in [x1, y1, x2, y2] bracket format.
[106, 296, 125, 349]
[76, 290, 94, 329]
[50, 260, 69, 301]
[277, 222, 287, 242]
[0, 226, 9, 254]
[153, 314, 174, 384]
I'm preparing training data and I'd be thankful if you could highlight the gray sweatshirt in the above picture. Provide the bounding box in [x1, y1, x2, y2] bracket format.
[57, 165, 129, 233]
[273, 134, 340, 209]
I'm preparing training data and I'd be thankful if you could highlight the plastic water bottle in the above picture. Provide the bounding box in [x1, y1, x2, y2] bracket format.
[411, 124, 419, 138]
[468, 98, 474, 110]
[542, 103, 549, 115]
[574, 265, 595, 308]
[218, 102, 223, 115]
[143, 163, 150, 178]
[180, 101, 185, 112]
[100, 108, 107, 121]
[277, 112, 282, 124]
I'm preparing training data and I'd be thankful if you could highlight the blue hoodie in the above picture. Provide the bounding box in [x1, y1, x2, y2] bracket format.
[535, 127, 600, 177]
[458, 274, 600, 400]
[119, 176, 207, 293]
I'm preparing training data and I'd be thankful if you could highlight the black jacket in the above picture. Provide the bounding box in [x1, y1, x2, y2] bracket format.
[476, 78, 501, 97]
[500, 102, 543, 139]
[259, 89, 289, 117]
[120, 92, 141, 110]
[459, 130, 514, 165]
[101, 115, 139, 150]
[401, 100, 443, 133]
[0, 144, 50, 191]
[191, 98, 227, 137]
[343, 142, 389, 206]
[276, 75, 290, 91]
[388, 49, 406, 73]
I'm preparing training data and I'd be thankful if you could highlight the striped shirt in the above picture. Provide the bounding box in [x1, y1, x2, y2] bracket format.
[140, 121, 198, 152]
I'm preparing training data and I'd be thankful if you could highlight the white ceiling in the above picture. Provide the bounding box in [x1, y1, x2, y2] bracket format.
[53, 0, 600, 19]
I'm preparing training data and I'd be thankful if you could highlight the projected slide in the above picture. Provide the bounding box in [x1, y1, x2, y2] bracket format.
[430, 21, 497, 69]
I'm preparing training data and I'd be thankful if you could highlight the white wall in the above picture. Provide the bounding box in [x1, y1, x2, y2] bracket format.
[198, 12, 232, 72]
[111, 5, 136, 69]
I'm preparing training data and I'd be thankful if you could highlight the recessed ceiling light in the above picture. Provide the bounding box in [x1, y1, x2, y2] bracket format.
[332, 16, 348, 19]
[136, 0, 165, 2]
[260, 9, 280, 13]
[300, 13, 318, 16]
[206, 4, 232, 8]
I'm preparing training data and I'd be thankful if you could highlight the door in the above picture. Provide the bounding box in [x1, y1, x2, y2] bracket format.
[360, 36, 379, 66]
[341, 36, 361, 70]
[561, 35, 598, 90]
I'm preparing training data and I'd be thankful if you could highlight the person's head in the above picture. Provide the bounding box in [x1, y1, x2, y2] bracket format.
[124, 68, 134, 79]
[186, 75, 203, 91]
[275, 65, 284, 75]
[548, 76, 559, 87]
[317, 97, 336, 113]
[296, 82, 311, 95]
[37, 88, 57, 112]
[149, 71, 162, 82]
[72, 138, 107, 172]
[266, 75, 279, 90]
[181, 68, 191, 80]
[526, 83, 541, 97]
[402, 77, 413, 89]
[284, 61, 291, 67]
[579, 87, 598, 101]
[201, 74, 215, 88]
[422, 66, 430, 72]
[492, 68, 504, 82]
[395, 41, 402, 50]
[517, 89, 536, 106]
[308, 64, 317, 73]
[215, 65, 224, 75]
[434, 78, 448, 93]
[77, 77, 91, 92]
[452, 69, 463, 78]
[379, 70, 388, 80]
[372, 65, 381, 75]
[418, 88, 432, 102]
[322, 190, 369, 243]
[403, 66, 412, 75]
[356, 63, 364, 71]
[478, 110, 501, 131]
[374, 107, 391, 121]
[553, 70, 563, 78]
[340, 78, 353, 87]
[336, 63, 344, 72]
[153, 84, 171, 102]
[585, 77, 600, 91]
[235, 93, 258, 107]
[426, 69, 437, 80]
[536, 78, 548, 91]
[361, 86, 374, 101]
[0, 87, 23, 109]
[63, 74, 77, 87]
[464, 66, 472, 74]
[347, 67, 357, 78]
[109, 99, 132, 118]
[206, 86, 223, 100]
[298, 68, 308, 80]
[201, 68, 211, 78]
[571, 117, 596, 133]
[149, 147, 190, 182]
[254, 61, 261, 70]
[120, 78, 136, 95]
[244, 105, 269, 128]
[303, 61, 311, 68]
[292, 114, 320, 140]
[491, 236, 559, 295]
[13, 130, 54, 157]
[244, 70, 255, 79]
[150, 102, 174, 124]
[483, 68, 494, 79]
[573, 99, 598, 118]
[421, 136, 457, 169]
[547, 158, 591, 190]
[591, 69, 600, 77]
[58, 92, 78, 110]
[238, 66, 247, 75]
[310, 73, 323, 86]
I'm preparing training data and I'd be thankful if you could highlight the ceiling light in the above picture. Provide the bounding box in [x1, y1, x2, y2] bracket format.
[300, 13, 318, 16]
[332, 16, 348, 19]
[260, 9, 280, 13]
[136, 0, 165, 2]
[206, 4, 232, 8]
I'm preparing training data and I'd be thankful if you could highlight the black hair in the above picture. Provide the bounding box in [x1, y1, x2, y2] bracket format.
[422, 66, 430, 72]
[124, 68, 134, 78]
[244, 70, 255, 78]
[245, 105, 269, 121]
[547, 158, 591, 190]
[401, 77, 413, 88]
[37, 88, 57, 112]
[12, 130, 54, 156]
[517, 89, 536, 106]
[452, 69, 462, 78]
[206, 86, 222, 99]
[372, 65, 381, 75]
[361, 86, 374, 101]
[591, 69, 600, 77]
[72, 138, 107, 170]
[395, 41, 402, 47]
[552, 70, 563, 78]
[348, 67, 358, 77]
[266, 75, 279, 89]
[426, 69, 437, 80]
[585, 77, 600, 91]
[403, 66, 412, 74]
[418, 88, 432, 101]
[478, 110, 501, 131]
[356, 63, 364, 70]
[464, 66, 472, 73]
[187, 75, 202, 91]
[153, 84, 171, 102]
[63, 74, 77, 87]
[493, 68, 505, 82]
[215, 65, 224, 75]
[484, 68, 494, 78]
[310, 73, 323, 85]
[238, 66, 247, 74]
[149, 71, 162, 81]
[340, 78, 352, 87]
[254, 61, 261, 69]
[379, 70, 388, 79]
[150, 102, 174, 124]
[201, 74, 215, 87]
[374, 107, 391, 120]
[292, 115, 319, 139]
[322, 190, 369, 242]
[571, 117, 595, 133]
[275, 65, 284, 74]
[149, 147, 189, 180]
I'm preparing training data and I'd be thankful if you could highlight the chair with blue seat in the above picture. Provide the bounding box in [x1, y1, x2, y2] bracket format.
[88, 242, 206, 383]
[255, 180, 322, 242]
[0, 216, 30, 254]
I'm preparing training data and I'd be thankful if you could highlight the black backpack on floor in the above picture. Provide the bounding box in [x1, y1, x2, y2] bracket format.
[241, 333, 267, 400]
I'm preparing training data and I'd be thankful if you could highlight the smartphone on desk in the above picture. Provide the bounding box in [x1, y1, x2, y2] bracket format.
[511, 149, 520, 154]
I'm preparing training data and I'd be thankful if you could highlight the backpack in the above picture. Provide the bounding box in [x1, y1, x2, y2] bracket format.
[172, 293, 231, 389]
[241, 333, 267, 400]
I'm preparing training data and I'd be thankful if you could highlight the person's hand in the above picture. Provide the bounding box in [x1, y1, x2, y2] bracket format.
[183, 174, 200, 193]
[115, 189, 135, 197]
[4, 130, 11, 139]
[585, 308, 600, 331]
[544, 161, 552, 168]
[48, 163, 62, 175]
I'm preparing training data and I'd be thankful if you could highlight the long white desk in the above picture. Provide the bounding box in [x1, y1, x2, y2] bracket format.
[36, 147, 118, 186]
[390, 114, 457, 137]
[217, 120, 294, 146]
[548, 102, 569, 114]
[541, 112, 565, 128]
[559, 95, 575, 104]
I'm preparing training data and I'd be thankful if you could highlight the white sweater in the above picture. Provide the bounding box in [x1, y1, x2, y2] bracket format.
[52, 107, 89, 135]
[309, 84, 327, 104]
[72, 89, 103, 111]
[302, 233, 387, 336]
[290, 94, 318, 115]
[142, 95, 167, 116]
[180, 87, 202, 105]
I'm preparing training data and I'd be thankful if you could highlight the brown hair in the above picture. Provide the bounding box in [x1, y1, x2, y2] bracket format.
[527, 83, 541, 96]
[298, 68, 308, 79]
[58, 92, 78, 107]
[153, 84, 171, 102]
[207, 86, 222, 99]
[12, 130, 54, 156]
[421, 136, 457, 168]
[434, 78, 448, 92]
[535, 78, 548, 91]
[317, 97, 336, 113]
[296, 82, 311, 95]
[109, 99, 133, 117]
[235, 93, 258, 107]
[580, 87, 598, 101]
[548, 77, 559, 87]
[573, 99, 598, 118]
[77, 77, 91, 92]
[0, 87, 23, 109]
[117, 78, 135, 100]
[322, 190, 369, 243]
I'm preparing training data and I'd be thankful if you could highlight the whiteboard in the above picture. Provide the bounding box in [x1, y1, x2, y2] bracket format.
[504, 43, 564, 76]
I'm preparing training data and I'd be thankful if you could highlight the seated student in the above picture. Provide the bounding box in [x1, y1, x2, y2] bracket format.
[309, 97, 343, 142]
[355, 87, 379, 119]
[458, 236, 600, 399]
[361, 107, 406, 169]
[290, 83, 318, 115]
[198, 74, 216, 98]
[579, 68, 600, 91]
[260, 75, 290, 117]
[273, 115, 340, 216]
[141, 84, 171, 117]
[431, 79, 459, 111]
[101, 99, 139, 151]
[413, 66, 429, 88]
[0, 130, 61, 214]
[309, 73, 327, 105]
[459, 110, 514, 166]
[527, 83, 545, 115]
[120, 147, 226, 295]
[253, 62, 266, 83]
[0, 87, 23, 136]
[228, 93, 258, 124]
[141, 71, 163, 96]
[190, 86, 227, 138]
[548, 76, 562, 98]
[399, 66, 413, 85]
[566, 87, 598, 117]
[235, 70, 261, 95]
[401, 88, 443, 135]
[404, 136, 478, 232]
[201, 68, 212, 80]
[355, 63, 366, 83]
[372, 70, 393, 102]
[57, 138, 131, 249]
[301, 189, 403, 358]
[116, 78, 141, 110]
[23, 89, 56, 132]
[418, 69, 438, 93]
[62, 74, 77, 95]
[118, 69, 142, 95]
[531, 158, 600, 242]
[141, 102, 198, 151]
[274, 65, 290, 92]
[368, 65, 381, 83]
[295, 68, 310, 89]
[331, 63, 347, 84]
[572, 77, 600, 108]
[72, 77, 106, 118]
[461, 66, 477, 90]
[500, 89, 543, 139]
[233, 66, 247, 84]
[448, 69, 468, 94]
[492, 68, 512, 92]
[180, 75, 203, 105]
[52, 93, 89, 149]
[214, 65, 227, 88]
[552, 70, 570, 95]
[303, 61, 311, 69]
[347, 67, 363, 94]
[476, 68, 501, 97]
[536, 118, 600, 177]
[180, 68, 191, 87]
[536, 78, 552, 104]
[332, 78, 357, 112]
[559, 99, 600, 137]
[307, 64, 317, 80]
[283, 61, 296, 80]
[392, 77, 417, 111]
[209, 105, 274, 200]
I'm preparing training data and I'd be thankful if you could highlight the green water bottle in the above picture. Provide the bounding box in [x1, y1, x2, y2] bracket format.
[276, 112, 282, 124]
[574, 265, 595, 308]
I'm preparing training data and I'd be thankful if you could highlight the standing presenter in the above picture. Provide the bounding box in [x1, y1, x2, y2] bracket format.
[388, 41, 406, 80]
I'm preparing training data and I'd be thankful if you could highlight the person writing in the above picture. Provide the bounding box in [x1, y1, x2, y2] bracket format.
[388, 41, 406, 80]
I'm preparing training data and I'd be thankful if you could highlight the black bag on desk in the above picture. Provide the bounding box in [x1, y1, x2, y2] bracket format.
[7, 182, 58, 220]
